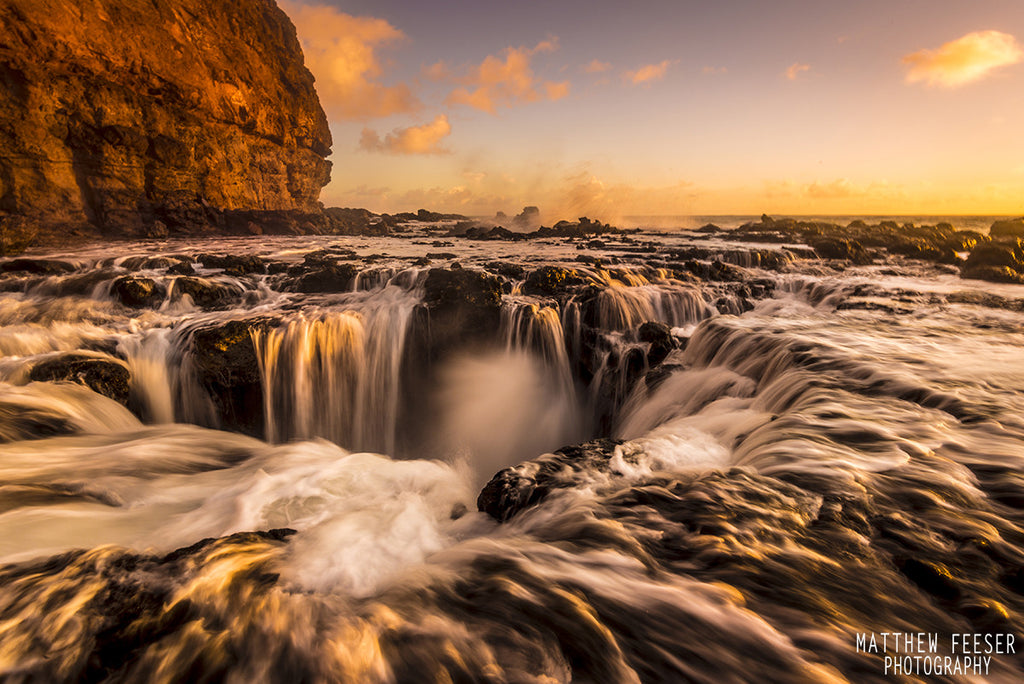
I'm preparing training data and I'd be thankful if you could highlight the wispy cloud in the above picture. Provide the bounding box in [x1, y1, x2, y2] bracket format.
[281, 1, 419, 120]
[624, 60, 674, 85]
[803, 178, 856, 199]
[584, 59, 612, 74]
[903, 30, 1022, 87]
[444, 39, 570, 113]
[785, 63, 811, 80]
[360, 115, 452, 155]
[702, 66, 728, 75]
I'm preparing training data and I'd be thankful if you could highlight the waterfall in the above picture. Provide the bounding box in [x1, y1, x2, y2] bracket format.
[119, 328, 176, 424]
[597, 283, 714, 330]
[252, 292, 417, 454]
[502, 300, 576, 398]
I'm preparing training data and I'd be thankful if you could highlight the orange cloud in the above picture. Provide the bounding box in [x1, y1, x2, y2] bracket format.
[803, 178, 856, 199]
[785, 63, 811, 80]
[585, 59, 612, 74]
[445, 40, 570, 113]
[422, 61, 449, 81]
[903, 30, 1023, 87]
[624, 60, 674, 85]
[360, 115, 452, 155]
[281, 1, 419, 119]
[702, 66, 728, 75]
[550, 172, 698, 222]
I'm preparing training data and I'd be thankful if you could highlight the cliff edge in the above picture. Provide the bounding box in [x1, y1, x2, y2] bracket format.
[0, 0, 332, 238]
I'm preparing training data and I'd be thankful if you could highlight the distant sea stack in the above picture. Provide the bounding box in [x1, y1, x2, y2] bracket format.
[0, 0, 332, 238]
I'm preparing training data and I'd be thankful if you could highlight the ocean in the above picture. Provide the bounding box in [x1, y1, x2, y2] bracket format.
[0, 223, 1022, 682]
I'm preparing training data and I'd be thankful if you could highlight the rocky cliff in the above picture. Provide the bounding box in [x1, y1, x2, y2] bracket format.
[0, 0, 332, 237]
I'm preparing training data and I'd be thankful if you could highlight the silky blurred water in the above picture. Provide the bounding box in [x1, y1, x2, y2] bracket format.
[1, 229, 1023, 682]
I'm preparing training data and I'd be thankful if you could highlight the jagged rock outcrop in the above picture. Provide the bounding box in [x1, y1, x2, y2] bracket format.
[28, 353, 132, 405]
[477, 439, 624, 521]
[0, 0, 332, 237]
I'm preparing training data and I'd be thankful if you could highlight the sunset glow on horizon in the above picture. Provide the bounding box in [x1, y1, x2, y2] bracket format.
[281, 0, 1024, 221]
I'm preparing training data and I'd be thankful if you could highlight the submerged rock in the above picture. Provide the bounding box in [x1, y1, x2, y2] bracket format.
[477, 439, 623, 521]
[0, 529, 296, 681]
[112, 275, 165, 308]
[29, 354, 131, 405]
[0, 258, 76, 275]
[638, 321, 675, 366]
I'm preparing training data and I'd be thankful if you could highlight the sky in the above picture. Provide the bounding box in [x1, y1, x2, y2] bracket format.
[279, 0, 1024, 221]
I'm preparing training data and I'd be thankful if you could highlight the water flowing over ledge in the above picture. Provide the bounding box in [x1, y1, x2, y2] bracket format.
[1, 228, 1024, 682]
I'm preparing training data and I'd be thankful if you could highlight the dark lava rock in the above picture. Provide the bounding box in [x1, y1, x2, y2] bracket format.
[423, 268, 502, 310]
[989, 218, 1024, 239]
[810, 237, 873, 265]
[696, 223, 721, 234]
[886, 237, 957, 264]
[170, 277, 244, 308]
[465, 226, 518, 241]
[644, 363, 685, 392]
[119, 256, 179, 271]
[960, 241, 1024, 283]
[522, 266, 586, 296]
[288, 263, 359, 293]
[29, 354, 131, 405]
[964, 241, 1024, 268]
[196, 254, 266, 275]
[484, 261, 526, 280]
[943, 231, 987, 252]
[675, 260, 750, 283]
[144, 219, 169, 239]
[111, 275, 165, 308]
[960, 266, 1024, 284]
[0, 258, 76, 275]
[188, 318, 277, 436]
[421, 268, 503, 357]
[189, 319, 270, 388]
[638, 321, 675, 366]
[478, 439, 624, 521]
[166, 261, 196, 276]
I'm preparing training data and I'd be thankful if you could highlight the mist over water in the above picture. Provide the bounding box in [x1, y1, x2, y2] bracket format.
[1, 225, 1024, 681]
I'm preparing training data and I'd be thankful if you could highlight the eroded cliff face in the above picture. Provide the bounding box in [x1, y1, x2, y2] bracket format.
[0, 0, 332, 237]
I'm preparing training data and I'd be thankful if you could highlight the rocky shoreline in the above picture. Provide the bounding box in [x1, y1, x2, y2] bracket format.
[3, 212, 1023, 457]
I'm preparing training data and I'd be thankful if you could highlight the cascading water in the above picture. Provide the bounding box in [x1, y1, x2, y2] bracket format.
[252, 289, 417, 454]
[501, 299, 577, 405]
[2, 234, 1024, 682]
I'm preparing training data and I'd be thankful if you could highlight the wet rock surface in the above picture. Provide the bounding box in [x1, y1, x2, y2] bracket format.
[112, 276, 165, 308]
[421, 268, 504, 356]
[188, 317, 279, 435]
[728, 215, 986, 266]
[477, 439, 624, 521]
[960, 240, 1024, 284]
[28, 353, 131, 405]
